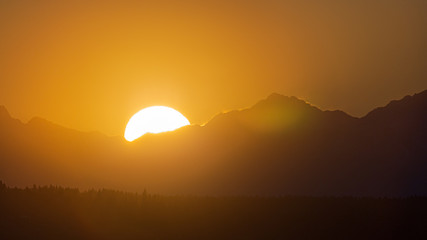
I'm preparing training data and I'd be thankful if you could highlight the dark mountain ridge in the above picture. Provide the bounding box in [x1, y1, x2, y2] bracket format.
[0, 90, 426, 196]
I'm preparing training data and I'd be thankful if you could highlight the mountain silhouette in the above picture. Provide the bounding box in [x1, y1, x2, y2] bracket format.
[0, 90, 426, 196]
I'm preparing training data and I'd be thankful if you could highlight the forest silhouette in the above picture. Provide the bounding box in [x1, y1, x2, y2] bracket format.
[1, 181, 426, 240]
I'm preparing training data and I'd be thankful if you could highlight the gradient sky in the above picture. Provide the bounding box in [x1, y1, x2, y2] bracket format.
[1, 0, 426, 136]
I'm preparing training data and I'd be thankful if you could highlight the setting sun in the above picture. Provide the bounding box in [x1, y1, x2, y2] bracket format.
[124, 106, 190, 142]
[1, 1, 427, 238]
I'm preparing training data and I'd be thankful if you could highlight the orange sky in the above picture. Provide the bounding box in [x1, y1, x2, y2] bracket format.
[1, 0, 426, 136]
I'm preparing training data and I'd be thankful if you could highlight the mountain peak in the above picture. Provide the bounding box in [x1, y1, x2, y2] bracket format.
[0, 105, 11, 119]
[265, 92, 297, 101]
[254, 93, 319, 113]
[266, 92, 285, 100]
[27, 116, 54, 126]
[205, 93, 324, 133]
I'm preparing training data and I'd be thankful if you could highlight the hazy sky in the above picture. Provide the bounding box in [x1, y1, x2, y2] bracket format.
[1, 0, 426, 136]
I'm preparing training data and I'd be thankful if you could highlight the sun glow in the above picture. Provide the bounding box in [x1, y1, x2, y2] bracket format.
[124, 106, 190, 142]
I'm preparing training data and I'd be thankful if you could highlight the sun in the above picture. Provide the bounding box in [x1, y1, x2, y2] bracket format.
[124, 106, 190, 142]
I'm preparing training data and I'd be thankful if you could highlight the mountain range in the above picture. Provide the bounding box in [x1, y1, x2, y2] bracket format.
[1, 90, 426, 196]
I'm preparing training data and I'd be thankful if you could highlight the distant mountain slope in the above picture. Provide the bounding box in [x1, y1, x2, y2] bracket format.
[0, 90, 426, 196]
[362, 90, 427, 140]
